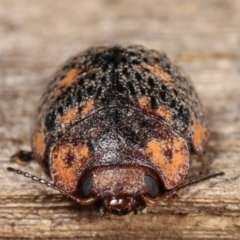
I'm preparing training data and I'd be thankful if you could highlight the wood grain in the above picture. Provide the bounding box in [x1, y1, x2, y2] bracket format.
[0, 0, 240, 239]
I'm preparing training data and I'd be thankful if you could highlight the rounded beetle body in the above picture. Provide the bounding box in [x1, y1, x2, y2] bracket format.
[31, 45, 208, 215]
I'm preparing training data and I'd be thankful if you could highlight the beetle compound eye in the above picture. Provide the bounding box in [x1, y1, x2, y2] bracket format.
[81, 176, 93, 198]
[144, 175, 159, 198]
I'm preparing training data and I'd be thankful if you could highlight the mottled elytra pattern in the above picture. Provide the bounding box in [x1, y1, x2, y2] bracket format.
[29, 45, 208, 214]
[32, 45, 207, 156]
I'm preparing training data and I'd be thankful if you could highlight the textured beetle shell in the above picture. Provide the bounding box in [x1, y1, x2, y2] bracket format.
[31, 45, 208, 194]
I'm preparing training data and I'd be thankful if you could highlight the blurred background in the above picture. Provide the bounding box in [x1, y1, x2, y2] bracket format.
[0, 0, 240, 239]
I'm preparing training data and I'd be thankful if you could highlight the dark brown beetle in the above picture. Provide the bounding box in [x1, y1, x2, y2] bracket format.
[8, 45, 223, 215]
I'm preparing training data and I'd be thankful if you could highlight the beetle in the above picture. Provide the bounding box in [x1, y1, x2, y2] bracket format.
[8, 45, 223, 215]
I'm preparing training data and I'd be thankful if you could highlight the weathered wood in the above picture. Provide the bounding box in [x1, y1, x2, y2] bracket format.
[0, 0, 240, 239]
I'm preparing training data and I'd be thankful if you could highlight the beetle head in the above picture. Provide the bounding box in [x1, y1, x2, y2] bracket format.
[79, 166, 162, 215]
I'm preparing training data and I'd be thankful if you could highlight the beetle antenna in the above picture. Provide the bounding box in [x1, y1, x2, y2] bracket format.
[163, 171, 225, 199]
[7, 167, 95, 205]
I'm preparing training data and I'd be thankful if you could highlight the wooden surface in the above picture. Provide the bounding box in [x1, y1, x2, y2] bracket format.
[0, 0, 240, 239]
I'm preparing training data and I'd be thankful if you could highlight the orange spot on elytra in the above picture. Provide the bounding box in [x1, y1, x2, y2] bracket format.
[53, 69, 79, 99]
[59, 68, 78, 88]
[156, 106, 173, 123]
[146, 137, 189, 189]
[137, 97, 173, 124]
[32, 124, 46, 162]
[137, 96, 150, 110]
[80, 100, 95, 116]
[192, 117, 208, 154]
[61, 108, 78, 125]
[144, 64, 175, 87]
[51, 143, 89, 192]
